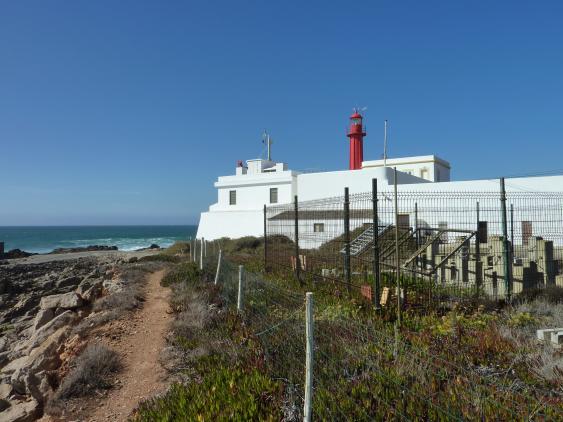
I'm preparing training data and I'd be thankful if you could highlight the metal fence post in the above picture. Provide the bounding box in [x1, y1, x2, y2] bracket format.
[475, 201, 482, 292]
[199, 238, 204, 270]
[500, 178, 512, 301]
[263, 204, 268, 272]
[372, 178, 381, 309]
[304, 292, 314, 422]
[344, 187, 352, 297]
[237, 265, 244, 312]
[394, 168, 402, 325]
[214, 249, 222, 285]
[510, 203, 514, 254]
[294, 195, 303, 286]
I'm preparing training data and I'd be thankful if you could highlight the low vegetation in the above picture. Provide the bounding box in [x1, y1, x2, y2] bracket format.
[136, 239, 563, 420]
[47, 343, 121, 416]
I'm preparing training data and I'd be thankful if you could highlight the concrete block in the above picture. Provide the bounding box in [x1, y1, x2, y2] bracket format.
[551, 331, 563, 345]
[537, 328, 563, 341]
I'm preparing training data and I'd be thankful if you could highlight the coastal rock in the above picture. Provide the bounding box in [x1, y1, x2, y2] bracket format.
[55, 276, 82, 289]
[3, 249, 35, 260]
[26, 311, 75, 351]
[76, 278, 103, 302]
[40, 292, 83, 310]
[0, 382, 13, 400]
[1, 398, 39, 422]
[50, 245, 118, 254]
[33, 308, 55, 331]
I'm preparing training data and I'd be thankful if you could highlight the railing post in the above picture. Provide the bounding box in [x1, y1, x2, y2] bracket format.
[372, 178, 381, 310]
[500, 178, 512, 301]
[344, 187, 352, 297]
[294, 195, 303, 285]
[237, 265, 244, 312]
[263, 204, 268, 273]
[214, 249, 222, 285]
[303, 292, 314, 422]
[394, 168, 402, 325]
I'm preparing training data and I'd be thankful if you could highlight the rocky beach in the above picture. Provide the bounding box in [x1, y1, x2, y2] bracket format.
[0, 248, 163, 421]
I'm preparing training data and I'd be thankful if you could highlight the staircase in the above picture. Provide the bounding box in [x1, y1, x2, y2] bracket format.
[341, 224, 391, 256]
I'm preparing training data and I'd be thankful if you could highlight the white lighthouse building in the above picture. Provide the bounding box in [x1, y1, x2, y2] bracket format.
[196, 112, 563, 241]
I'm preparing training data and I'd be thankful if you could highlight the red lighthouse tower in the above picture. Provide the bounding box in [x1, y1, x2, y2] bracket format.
[347, 110, 366, 170]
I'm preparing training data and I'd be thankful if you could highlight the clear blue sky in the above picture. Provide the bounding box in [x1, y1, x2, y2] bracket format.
[1, 1, 562, 225]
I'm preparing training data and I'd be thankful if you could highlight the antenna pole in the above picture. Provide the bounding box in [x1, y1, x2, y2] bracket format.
[383, 120, 388, 167]
[267, 134, 271, 161]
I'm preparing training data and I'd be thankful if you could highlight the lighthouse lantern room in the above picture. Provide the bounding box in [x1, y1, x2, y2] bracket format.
[347, 110, 366, 170]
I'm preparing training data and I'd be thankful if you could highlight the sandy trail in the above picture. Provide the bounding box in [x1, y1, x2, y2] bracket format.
[84, 269, 171, 421]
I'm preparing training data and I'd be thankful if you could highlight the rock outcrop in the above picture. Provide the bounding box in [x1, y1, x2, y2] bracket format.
[0, 256, 123, 419]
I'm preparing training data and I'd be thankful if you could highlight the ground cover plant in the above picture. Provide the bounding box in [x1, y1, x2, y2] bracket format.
[136, 239, 563, 420]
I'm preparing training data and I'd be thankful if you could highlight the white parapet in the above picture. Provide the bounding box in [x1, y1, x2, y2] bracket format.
[537, 328, 563, 342]
[551, 331, 563, 345]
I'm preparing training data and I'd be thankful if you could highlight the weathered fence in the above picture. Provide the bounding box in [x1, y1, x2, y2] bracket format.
[265, 179, 563, 308]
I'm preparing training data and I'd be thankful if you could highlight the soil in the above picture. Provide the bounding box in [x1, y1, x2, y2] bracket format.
[47, 269, 172, 421]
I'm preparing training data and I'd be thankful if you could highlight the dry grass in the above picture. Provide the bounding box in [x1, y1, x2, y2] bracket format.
[53, 343, 121, 400]
[500, 298, 563, 385]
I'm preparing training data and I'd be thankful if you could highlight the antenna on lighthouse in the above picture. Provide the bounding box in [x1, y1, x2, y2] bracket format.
[262, 130, 273, 161]
[383, 120, 388, 167]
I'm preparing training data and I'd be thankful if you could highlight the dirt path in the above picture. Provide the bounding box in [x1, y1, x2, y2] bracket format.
[82, 270, 171, 421]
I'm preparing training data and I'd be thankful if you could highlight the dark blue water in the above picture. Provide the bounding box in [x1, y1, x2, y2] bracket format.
[0, 226, 197, 253]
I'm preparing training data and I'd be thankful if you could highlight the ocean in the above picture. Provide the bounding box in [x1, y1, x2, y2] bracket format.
[0, 226, 197, 254]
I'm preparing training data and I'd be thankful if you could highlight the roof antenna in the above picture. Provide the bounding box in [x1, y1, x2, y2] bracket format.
[383, 120, 388, 167]
[262, 130, 273, 161]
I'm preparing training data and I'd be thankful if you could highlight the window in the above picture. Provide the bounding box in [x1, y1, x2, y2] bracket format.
[420, 168, 429, 180]
[313, 223, 325, 233]
[270, 187, 278, 204]
[436, 169, 441, 181]
[229, 190, 236, 205]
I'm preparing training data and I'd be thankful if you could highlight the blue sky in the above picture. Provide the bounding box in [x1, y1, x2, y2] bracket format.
[1, 1, 562, 225]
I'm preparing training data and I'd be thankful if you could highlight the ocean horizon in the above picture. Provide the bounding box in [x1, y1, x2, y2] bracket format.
[0, 225, 198, 254]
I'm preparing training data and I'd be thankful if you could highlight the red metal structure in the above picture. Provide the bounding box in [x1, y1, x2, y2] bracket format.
[347, 110, 366, 170]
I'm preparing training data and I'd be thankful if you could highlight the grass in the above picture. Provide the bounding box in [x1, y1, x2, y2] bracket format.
[135, 241, 563, 420]
[52, 343, 121, 400]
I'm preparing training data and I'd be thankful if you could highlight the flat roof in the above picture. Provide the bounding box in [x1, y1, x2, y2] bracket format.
[362, 155, 451, 169]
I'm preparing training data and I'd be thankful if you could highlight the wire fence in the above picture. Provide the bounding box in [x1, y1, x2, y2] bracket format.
[212, 257, 563, 421]
[265, 179, 563, 310]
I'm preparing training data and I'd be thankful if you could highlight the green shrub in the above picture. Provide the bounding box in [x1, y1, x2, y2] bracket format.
[138, 253, 181, 263]
[134, 366, 282, 421]
[162, 262, 202, 286]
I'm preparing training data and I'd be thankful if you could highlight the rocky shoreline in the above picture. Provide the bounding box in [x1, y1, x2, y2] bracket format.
[0, 250, 161, 421]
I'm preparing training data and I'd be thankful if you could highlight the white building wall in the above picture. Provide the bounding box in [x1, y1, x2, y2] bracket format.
[297, 167, 428, 201]
[362, 155, 451, 182]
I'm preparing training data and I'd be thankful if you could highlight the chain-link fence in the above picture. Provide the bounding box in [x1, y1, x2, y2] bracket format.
[265, 180, 563, 310]
[213, 257, 563, 421]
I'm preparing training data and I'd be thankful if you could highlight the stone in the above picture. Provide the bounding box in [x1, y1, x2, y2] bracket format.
[1, 398, 39, 422]
[32, 308, 55, 331]
[26, 311, 75, 351]
[1, 356, 29, 376]
[56, 275, 82, 288]
[0, 383, 13, 399]
[76, 278, 103, 302]
[40, 292, 83, 310]
[0, 398, 10, 412]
